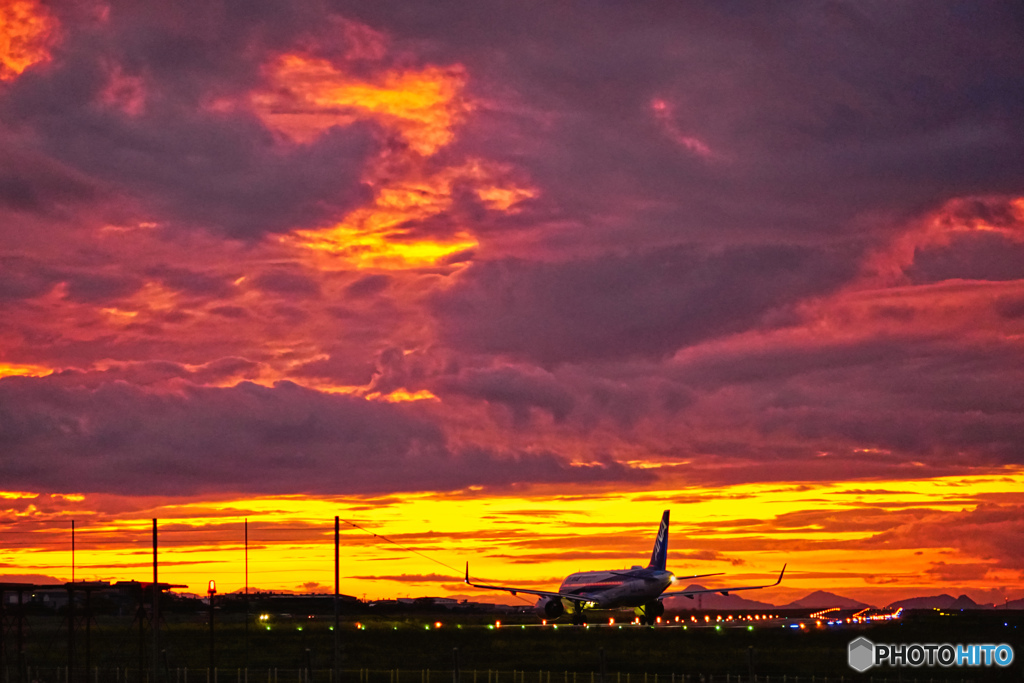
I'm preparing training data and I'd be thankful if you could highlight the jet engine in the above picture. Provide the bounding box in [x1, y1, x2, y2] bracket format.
[536, 597, 564, 619]
[645, 600, 665, 619]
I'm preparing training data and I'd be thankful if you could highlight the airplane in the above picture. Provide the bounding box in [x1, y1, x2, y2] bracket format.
[465, 510, 786, 625]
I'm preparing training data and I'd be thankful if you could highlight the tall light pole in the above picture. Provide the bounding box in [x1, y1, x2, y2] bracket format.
[208, 580, 217, 674]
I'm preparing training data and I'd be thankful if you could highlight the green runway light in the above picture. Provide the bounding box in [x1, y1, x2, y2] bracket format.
[715, 625, 721, 631]
[297, 627, 303, 631]
[747, 626, 753, 631]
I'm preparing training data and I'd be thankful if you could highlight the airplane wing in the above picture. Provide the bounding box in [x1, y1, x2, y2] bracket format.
[661, 564, 787, 599]
[463, 563, 589, 601]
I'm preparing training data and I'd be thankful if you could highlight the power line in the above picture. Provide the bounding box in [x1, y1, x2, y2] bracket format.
[339, 518, 462, 576]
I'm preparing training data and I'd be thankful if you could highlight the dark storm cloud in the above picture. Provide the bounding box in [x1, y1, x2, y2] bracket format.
[663, 336, 1024, 474]
[251, 269, 322, 298]
[0, 144, 103, 214]
[432, 244, 857, 364]
[144, 265, 237, 299]
[344, 1, 1024, 245]
[0, 257, 148, 305]
[1, 0, 380, 239]
[436, 365, 575, 423]
[0, 255, 59, 302]
[994, 295, 1024, 320]
[906, 233, 1024, 283]
[868, 504, 1024, 570]
[0, 375, 651, 495]
[344, 274, 391, 298]
[62, 271, 145, 303]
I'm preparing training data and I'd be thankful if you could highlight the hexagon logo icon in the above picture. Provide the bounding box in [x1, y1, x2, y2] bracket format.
[848, 637, 875, 672]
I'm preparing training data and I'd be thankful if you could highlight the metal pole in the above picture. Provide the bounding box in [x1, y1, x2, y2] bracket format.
[68, 585, 75, 678]
[0, 587, 5, 680]
[209, 589, 215, 673]
[17, 589, 25, 683]
[334, 517, 340, 680]
[153, 519, 159, 683]
[86, 589, 92, 682]
[244, 519, 249, 669]
[72, 520, 75, 583]
[452, 648, 460, 683]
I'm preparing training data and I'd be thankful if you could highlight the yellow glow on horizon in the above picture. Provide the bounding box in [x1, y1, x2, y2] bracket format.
[3, 469, 1021, 604]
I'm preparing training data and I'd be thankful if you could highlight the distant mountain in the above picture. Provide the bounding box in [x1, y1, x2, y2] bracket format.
[777, 590, 869, 610]
[663, 585, 774, 610]
[886, 594, 993, 610]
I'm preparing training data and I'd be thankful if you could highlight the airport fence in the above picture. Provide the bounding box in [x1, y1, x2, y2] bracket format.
[0, 667, 982, 683]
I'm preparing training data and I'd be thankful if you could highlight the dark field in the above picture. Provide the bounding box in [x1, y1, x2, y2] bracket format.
[2, 606, 1020, 683]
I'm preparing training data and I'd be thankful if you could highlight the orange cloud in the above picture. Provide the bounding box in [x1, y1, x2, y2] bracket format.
[865, 196, 1024, 284]
[0, 0, 57, 82]
[254, 54, 470, 156]
[248, 52, 536, 270]
[0, 361, 52, 378]
[289, 159, 534, 270]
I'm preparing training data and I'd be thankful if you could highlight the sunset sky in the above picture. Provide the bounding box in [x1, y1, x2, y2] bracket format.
[1, 1, 1023, 608]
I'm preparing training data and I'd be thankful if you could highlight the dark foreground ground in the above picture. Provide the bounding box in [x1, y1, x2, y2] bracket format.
[1, 607, 1020, 682]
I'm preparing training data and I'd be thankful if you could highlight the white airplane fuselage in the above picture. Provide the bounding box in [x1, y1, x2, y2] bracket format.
[557, 567, 675, 610]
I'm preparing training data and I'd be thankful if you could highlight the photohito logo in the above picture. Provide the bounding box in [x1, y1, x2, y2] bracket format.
[848, 637, 1014, 671]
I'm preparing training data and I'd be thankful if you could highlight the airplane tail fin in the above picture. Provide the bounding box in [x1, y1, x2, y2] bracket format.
[647, 510, 670, 570]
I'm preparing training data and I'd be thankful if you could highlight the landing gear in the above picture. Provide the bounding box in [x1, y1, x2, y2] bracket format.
[571, 603, 586, 625]
[637, 600, 664, 625]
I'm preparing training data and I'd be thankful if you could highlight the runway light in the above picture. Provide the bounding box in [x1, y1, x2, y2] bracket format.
[674, 616, 680, 623]
[609, 618, 615, 626]
[435, 622, 442, 629]
[542, 619, 547, 626]
[715, 625, 721, 631]
[495, 620, 501, 628]
[747, 626, 753, 631]
[656, 617, 662, 624]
